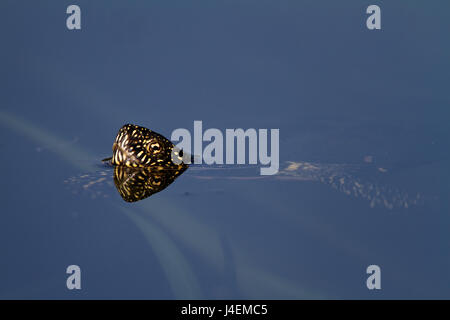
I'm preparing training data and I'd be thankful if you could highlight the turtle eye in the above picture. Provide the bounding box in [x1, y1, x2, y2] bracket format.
[149, 142, 161, 153]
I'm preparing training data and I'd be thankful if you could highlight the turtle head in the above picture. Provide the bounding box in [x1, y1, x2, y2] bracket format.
[111, 124, 184, 168]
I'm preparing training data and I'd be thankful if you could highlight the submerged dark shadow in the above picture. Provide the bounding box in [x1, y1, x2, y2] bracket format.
[113, 164, 188, 202]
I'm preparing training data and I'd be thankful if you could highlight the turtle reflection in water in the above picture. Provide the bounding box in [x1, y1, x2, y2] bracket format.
[102, 124, 188, 202]
[112, 165, 187, 202]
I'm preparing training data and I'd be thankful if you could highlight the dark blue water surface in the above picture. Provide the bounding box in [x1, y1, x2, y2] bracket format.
[0, 1, 449, 299]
